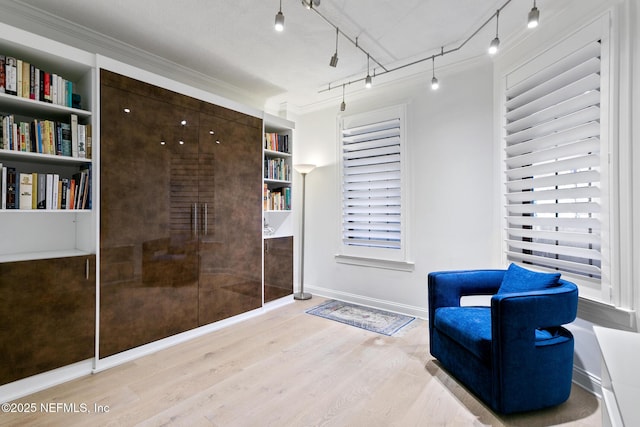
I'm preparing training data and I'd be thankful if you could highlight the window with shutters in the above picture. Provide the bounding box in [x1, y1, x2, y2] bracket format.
[336, 105, 412, 270]
[503, 18, 609, 299]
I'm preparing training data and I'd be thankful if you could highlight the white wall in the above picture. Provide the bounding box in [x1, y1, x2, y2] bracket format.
[294, 59, 499, 318]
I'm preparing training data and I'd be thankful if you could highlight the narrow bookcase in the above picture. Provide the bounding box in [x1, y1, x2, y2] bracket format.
[263, 113, 295, 303]
[0, 22, 95, 263]
[263, 113, 294, 239]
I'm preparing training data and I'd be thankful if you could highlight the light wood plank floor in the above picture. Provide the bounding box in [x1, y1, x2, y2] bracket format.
[2, 298, 601, 426]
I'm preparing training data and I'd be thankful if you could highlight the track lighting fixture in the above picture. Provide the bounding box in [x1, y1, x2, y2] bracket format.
[431, 57, 439, 90]
[488, 10, 500, 55]
[275, 0, 284, 32]
[528, 1, 540, 28]
[365, 55, 372, 89]
[329, 27, 339, 67]
[314, 0, 517, 96]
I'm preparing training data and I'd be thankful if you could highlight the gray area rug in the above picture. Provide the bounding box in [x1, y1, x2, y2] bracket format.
[306, 299, 415, 336]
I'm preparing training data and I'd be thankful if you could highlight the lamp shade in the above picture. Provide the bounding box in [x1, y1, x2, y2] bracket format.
[294, 163, 316, 174]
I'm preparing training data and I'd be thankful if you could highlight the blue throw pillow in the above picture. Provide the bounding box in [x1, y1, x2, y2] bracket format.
[498, 263, 561, 294]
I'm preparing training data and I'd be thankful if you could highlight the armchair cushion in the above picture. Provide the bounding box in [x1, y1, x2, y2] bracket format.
[498, 262, 560, 294]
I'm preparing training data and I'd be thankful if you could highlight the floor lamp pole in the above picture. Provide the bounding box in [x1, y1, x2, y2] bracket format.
[293, 164, 315, 300]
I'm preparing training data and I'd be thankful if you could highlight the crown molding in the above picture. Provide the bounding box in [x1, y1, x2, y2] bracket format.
[3, 0, 265, 109]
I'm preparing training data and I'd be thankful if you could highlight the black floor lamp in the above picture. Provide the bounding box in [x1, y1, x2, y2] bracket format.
[293, 163, 316, 300]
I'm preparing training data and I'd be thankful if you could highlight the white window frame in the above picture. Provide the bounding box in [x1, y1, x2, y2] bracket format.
[335, 104, 413, 271]
[502, 18, 609, 301]
[500, 9, 636, 330]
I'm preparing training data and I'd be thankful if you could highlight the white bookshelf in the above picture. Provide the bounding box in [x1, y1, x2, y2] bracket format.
[0, 22, 96, 262]
[263, 113, 294, 239]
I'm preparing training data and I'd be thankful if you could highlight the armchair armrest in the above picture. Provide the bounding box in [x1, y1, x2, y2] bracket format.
[428, 270, 505, 310]
[491, 280, 579, 334]
[490, 281, 578, 411]
[428, 270, 505, 342]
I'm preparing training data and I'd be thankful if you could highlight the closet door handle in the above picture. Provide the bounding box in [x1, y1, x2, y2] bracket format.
[85, 258, 90, 280]
[202, 203, 208, 236]
[192, 203, 199, 236]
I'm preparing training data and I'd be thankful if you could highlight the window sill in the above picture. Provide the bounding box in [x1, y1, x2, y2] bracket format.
[334, 254, 415, 272]
[578, 297, 637, 331]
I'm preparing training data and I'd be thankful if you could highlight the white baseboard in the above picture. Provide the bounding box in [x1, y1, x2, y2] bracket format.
[0, 360, 93, 404]
[573, 365, 602, 398]
[305, 284, 428, 319]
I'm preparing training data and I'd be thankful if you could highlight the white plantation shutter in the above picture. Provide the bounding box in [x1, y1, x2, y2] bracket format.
[504, 39, 604, 279]
[341, 116, 402, 250]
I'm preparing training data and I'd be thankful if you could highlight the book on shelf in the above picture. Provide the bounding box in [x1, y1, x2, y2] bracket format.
[4, 56, 17, 96]
[1, 166, 90, 210]
[0, 52, 79, 107]
[0, 163, 4, 208]
[77, 123, 86, 158]
[18, 172, 32, 209]
[4, 166, 16, 209]
[265, 186, 291, 211]
[264, 132, 290, 154]
[0, 114, 91, 159]
[70, 114, 78, 157]
[0, 55, 5, 94]
[264, 157, 291, 181]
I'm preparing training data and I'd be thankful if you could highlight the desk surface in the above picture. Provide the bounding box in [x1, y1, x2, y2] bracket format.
[594, 326, 640, 427]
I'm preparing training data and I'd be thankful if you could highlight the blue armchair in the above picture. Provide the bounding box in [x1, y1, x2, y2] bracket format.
[428, 264, 579, 414]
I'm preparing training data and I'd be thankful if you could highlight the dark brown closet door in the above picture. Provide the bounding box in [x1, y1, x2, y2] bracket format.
[0, 256, 95, 385]
[197, 112, 262, 325]
[99, 73, 199, 357]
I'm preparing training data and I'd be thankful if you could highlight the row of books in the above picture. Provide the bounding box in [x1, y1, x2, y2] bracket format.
[0, 55, 81, 108]
[263, 184, 291, 211]
[1, 114, 91, 158]
[264, 132, 290, 154]
[0, 163, 91, 210]
[264, 158, 291, 182]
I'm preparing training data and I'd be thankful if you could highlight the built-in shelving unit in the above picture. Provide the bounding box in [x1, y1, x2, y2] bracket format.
[263, 113, 294, 239]
[0, 22, 95, 263]
[262, 114, 295, 303]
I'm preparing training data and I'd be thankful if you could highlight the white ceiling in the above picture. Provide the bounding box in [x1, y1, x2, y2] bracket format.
[11, 0, 561, 110]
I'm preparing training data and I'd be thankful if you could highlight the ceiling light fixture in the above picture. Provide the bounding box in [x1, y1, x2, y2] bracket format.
[365, 55, 372, 89]
[340, 84, 346, 111]
[275, 0, 284, 32]
[317, 0, 513, 96]
[329, 27, 339, 67]
[528, 1, 540, 28]
[431, 56, 439, 90]
[488, 9, 500, 55]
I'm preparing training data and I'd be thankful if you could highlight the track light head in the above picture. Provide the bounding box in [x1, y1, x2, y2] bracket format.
[340, 100, 346, 111]
[330, 27, 339, 67]
[274, 11, 284, 32]
[488, 9, 500, 55]
[430, 56, 439, 90]
[365, 74, 372, 89]
[431, 76, 439, 90]
[528, 5, 540, 28]
[488, 37, 500, 55]
[302, 0, 320, 9]
[329, 53, 338, 67]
